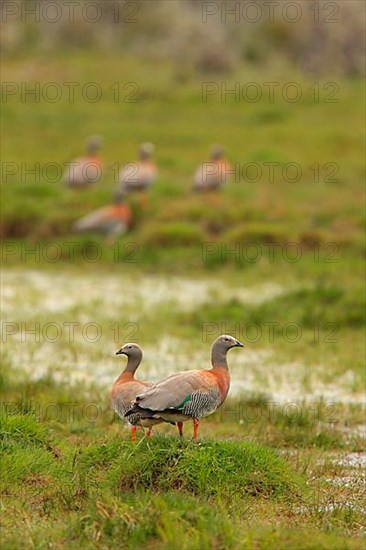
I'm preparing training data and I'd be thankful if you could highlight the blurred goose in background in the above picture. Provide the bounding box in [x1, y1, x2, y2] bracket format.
[112, 343, 161, 440]
[72, 192, 132, 240]
[63, 135, 103, 188]
[126, 335, 243, 439]
[119, 143, 157, 195]
[193, 145, 232, 191]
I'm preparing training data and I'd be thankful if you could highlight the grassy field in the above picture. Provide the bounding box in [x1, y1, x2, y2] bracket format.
[2, 51, 365, 250]
[1, 50, 365, 548]
[0, 365, 365, 549]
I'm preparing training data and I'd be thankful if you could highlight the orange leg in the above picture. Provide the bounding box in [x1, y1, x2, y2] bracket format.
[193, 418, 199, 440]
[146, 428, 152, 438]
[177, 421, 183, 437]
[131, 426, 137, 441]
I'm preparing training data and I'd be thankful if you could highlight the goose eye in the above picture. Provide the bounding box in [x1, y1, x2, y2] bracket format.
[224, 337, 229, 342]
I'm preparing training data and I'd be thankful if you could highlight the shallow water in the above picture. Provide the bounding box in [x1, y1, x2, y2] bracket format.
[1, 269, 365, 405]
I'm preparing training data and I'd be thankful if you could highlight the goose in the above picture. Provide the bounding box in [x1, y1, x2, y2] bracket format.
[193, 145, 232, 191]
[72, 192, 132, 239]
[119, 143, 157, 194]
[63, 135, 103, 188]
[126, 335, 243, 439]
[111, 343, 161, 440]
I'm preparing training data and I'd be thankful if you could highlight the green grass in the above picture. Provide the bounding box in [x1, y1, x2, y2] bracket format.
[1, 342, 365, 548]
[1, 49, 365, 549]
[0, 398, 364, 550]
[0, 402, 364, 550]
[1, 51, 365, 259]
[105, 437, 303, 498]
[187, 283, 365, 330]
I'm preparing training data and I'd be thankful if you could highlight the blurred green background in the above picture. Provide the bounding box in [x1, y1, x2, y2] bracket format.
[1, 0, 365, 253]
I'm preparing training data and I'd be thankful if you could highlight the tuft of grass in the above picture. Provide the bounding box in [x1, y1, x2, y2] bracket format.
[0, 413, 49, 450]
[139, 222, 204, 247]
[188, 283, 365, 330]
[105, 436, 304, 499]
[0, 398, 364, 549]
[225, 222, 289, 246]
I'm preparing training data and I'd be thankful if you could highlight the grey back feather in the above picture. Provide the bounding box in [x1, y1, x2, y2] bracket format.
[135, 370, 222, 419]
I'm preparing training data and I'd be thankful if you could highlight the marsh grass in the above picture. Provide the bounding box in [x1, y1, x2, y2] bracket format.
[1, 49, 365, 549]
[0, 402, 364, 550]
[187, 284, 366, 330]
[105, 436, 303, 498]
[1, 50, 365, 252]
[1, 337, 365, 549]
